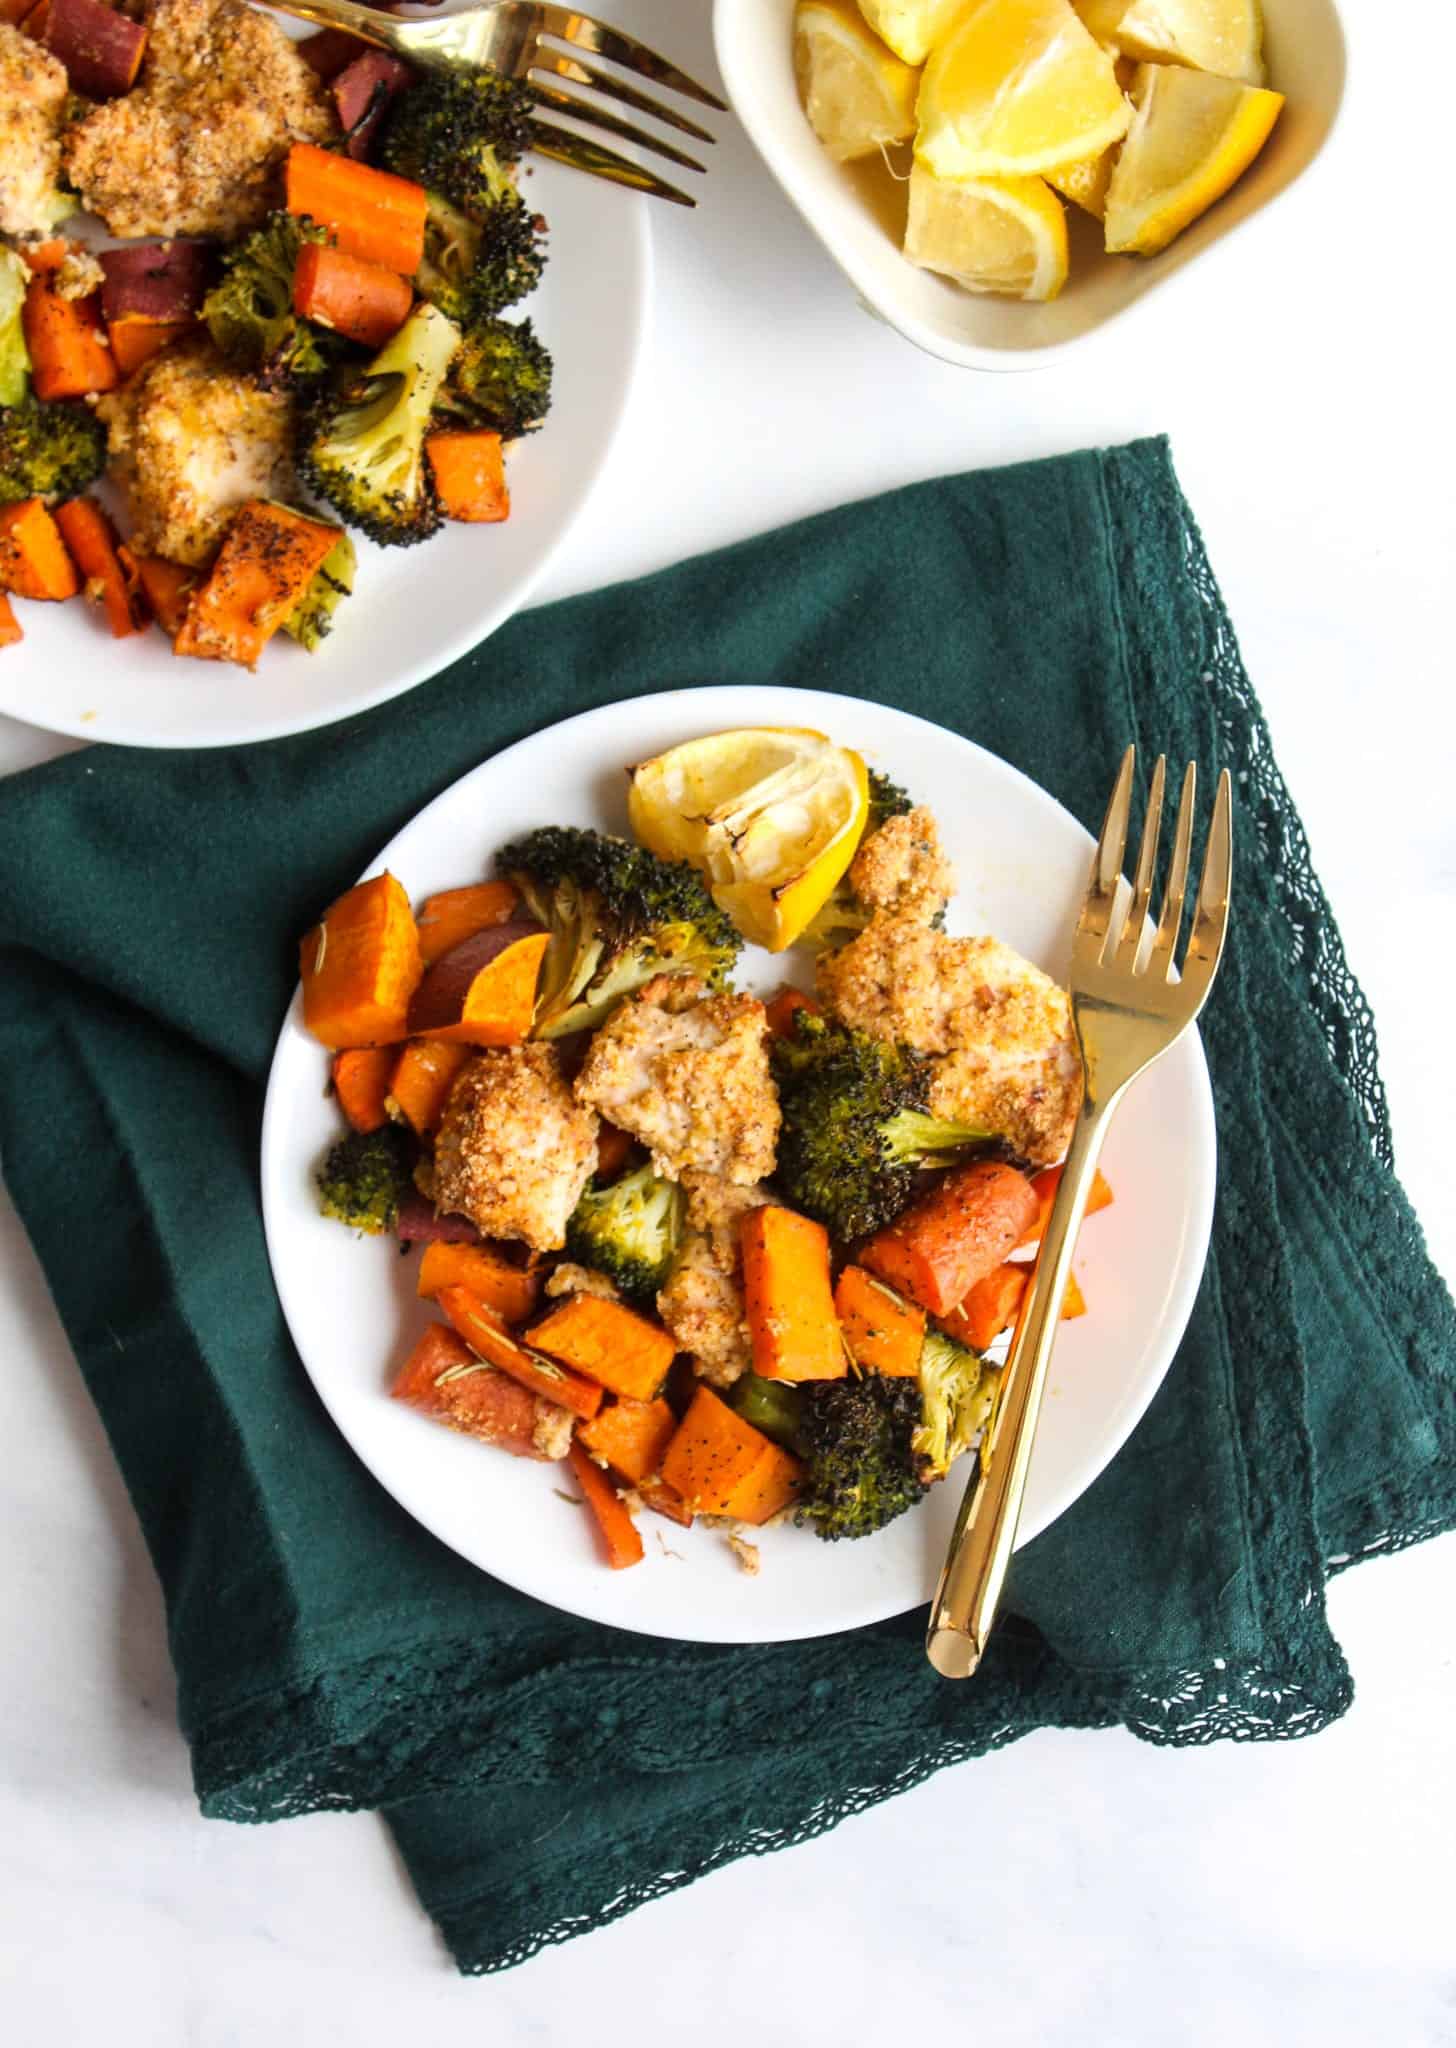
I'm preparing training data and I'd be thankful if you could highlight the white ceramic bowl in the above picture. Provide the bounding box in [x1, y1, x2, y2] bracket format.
[714, 0, 1346, 369]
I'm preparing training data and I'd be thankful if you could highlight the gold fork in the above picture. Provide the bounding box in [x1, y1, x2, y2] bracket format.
[926, 746, 1233, 1678]
[253, 0, 727, 205]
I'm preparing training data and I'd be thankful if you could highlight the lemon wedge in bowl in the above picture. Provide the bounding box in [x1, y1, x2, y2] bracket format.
[628, 728, 870, 952]
[906, 162, 1069, 299]
[915, 0, 1131, 180]
[794, 0, 920, 163]
[1113, 0, 1266, 86]
[1103, 62, 1283, 254]
[855, 0, 973, 66]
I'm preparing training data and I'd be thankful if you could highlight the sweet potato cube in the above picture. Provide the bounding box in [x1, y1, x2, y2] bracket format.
[387, 1036, 471, 1136]
[330, 1046, 396, 1132]
[416, 1240, 541, 1326]
[576, 1396, 678, 1486]
[405, 924, 549, 1046]
[300, 871, 423, 1050]
[661, 1385, 802, 1521]
[834, 1264, 925, 1376]
[416, 880, 520, 966]
[525, 1295, 675, 1403]
[390, 1323, 547, 1459]
[740, 1204, 845, 1382]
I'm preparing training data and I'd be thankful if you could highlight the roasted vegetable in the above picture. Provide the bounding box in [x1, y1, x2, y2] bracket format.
[568, 1440, 644, 1569]
[315, 1122, 417, 1233]
[660, 1385, 803, 1524]
[794, 1372, 927, 1541]
[740, 1203, 846, 1383]
[405, 923, 550, 1044]
[54, 494, 141, 636]
[414, 191, 547, 325]
[285, 142, 428, 277]
[292, 243, 413, 350]
[859, 1159, 1038, 1317]
[729, 1372, 804, 1451]
[202, 212, 348, 386]
[564, 1161, 684, 1312]
[379, 65, 534, 219]
[526, 1293, 675, 1403]
[21, 273, 116, 400]
[281, 528, 357, 652]
[771, 1009, 990, 1247]
[435, 313, 551, 438]
[0, 247, 32, 408]
[299, 869, 423, 1050]
[425, 428, 508, 522]
[173, 498, 341, 668]
[496, 824, 742, 1039]
[0, 496, 78, 600]
[297, 300, 460, 546]
[0, 394, 106, 505]
[913, 1327, 994, 1482]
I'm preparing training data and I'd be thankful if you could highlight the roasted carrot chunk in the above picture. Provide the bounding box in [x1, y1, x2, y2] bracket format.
[285, 141, 427, 275]
[107, 315, 191, 377]
[568, 1441, 644, 1569]
[0, 592, 21, 648]
[660, 1385, 803, 1523]
[426, 431, 510, 523]
[118, 550, 197, 637]
[330, 1046, 396, 1132]
[859, 1161, 1039, 1317]
[391, 1323, 550, 1458]
[387, 1037, 471, 1137]
[436, 1285, 603, 1421]
[293, 242, 413, 348]
[53, 497, 142, 637]
[21, 278, 116, 400]
[173, 499, 340, 668]
[763, 987, 819, 1039]
[1016, 1164, 1114, 1248]
[941, 1262, 1029, 1351]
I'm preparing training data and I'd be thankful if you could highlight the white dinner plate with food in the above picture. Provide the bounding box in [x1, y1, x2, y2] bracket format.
[260, 684, 1216, 1643]
[0, 162, 649, 751]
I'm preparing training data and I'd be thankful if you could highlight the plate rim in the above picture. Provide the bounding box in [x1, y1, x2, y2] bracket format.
[260, 683, 1217, 1643]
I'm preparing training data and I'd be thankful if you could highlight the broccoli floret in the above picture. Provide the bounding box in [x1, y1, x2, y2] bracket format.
[416, 191, 484, 325]
[298, 302, 460, 548]
[0, 395, 107, 506]
[802, 769, 917, 948]
[564, 1162, 684, 1310]
[730, 1373, 804, 1451]
[435, 314, 551, 439]
[281, 529, 356, 652]
[865, 769, 912, 832]
[416, 188, 547, 326]
[315, 1124, 416, 1234]
[914, 1328, 996, 1482]
[496, 825, 743, 1039]
[794, 1373, 927, 1541]
[202, 213, 353, 388]
[0, 248, 31, 409]
[379, 67, 534, 218]
[771, 1011, 988, 1247]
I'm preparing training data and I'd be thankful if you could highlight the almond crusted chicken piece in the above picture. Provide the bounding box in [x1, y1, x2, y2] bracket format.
[574, 976, 781, 1194]
[97, 339, 293, 568]
[64, 0, 334, 240]
[434, 1045, 599, 1254]
[656, 1179, 770, 1389]
[0, 27, 72, 239]
[847, 806, 956, 924]
[818, 914, 1082, 1167]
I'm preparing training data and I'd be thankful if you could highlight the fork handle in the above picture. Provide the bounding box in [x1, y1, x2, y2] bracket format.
[926, 1103, 1110, 1678]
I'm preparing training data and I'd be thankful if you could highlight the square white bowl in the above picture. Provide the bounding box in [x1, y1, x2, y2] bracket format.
[713, 0, 1346, 369]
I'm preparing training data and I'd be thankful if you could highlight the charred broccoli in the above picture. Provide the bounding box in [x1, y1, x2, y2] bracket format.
[379, 67, 533, 218]
[281, 530, 356, 652]
[435, 314, 551, 439]
[202, 213, 351, 387]
[771, 1010, 989, 1247]
[315, 1124, 416, 1234]
[794, 1372, 927, 1541]
[914, 1328, 995, 1482]
[564, 1162, 684, 1310]
[0, 248, 30, 409]
[496, 825, 743, 1039]
[0, 396, 107, 506]
[416, 190, 548, 326]
[803, 769, 918, 949]
[298, 302, 460, 547]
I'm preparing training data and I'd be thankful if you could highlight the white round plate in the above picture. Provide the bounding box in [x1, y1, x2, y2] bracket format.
[261, 685, 1216, 1643]
[0, 166, 649, 750]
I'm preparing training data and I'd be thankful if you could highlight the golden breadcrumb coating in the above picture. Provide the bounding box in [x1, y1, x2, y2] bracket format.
[544, 1261, 622, 1303]
[64, 0, 334, 240]
[0, 27, 71, 239]
[531, 1400, 576, 1461]
[656, 1178, 770, 1388]
[97, 338, 293, 567]
[848, 806, 956, 922]
[819, 914, 1082, 1166]
[434, 1044, 599, 1254]
[574, 976, 780, 1193]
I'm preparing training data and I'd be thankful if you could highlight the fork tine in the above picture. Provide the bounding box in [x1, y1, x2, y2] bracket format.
[1075, 744, 1135, 956]
[1148, 761, 1196, 978]
[528, 119, 697, 204]
[535, 5, 729, 111]
[528, 85, 708, 170]
[531, 49, 717, 142]
[1113, 752, 1165, 968]
[1180, 768, 1233, 984]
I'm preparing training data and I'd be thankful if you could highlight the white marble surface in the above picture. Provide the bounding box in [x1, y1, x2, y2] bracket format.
[2, 1, 1454, 2038]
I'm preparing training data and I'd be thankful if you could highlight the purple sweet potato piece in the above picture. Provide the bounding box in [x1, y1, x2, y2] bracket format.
[99, 242, 210, 324]
[396, 1189, 483, 1246]
[43, 0, 146, 97]
[333, 49, 413, 159]
[297, 27, 360, 79]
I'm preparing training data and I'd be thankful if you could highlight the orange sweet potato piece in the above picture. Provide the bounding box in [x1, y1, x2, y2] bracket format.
[0, 593, 22, 648]
[330, 1046, 396, 1132]
[1062, 1271, 1086, 1320]
[834, 1264, 925, 1376]
[860, 1161, 1039, 1317]
[173, 499, 340, 668]
[53, 496, 142, 637]
[405, 924, 549, 1046]
[720, 1437, 803, 1525]
[21, 278, 116, 399]
[660, 1385, 803, 1522]
[1016, 1165, 1114, 1247]
[942, 1262, 1029, 1351]
[638, 1476, 694, 1527]
[299, 871, 423, 1050]
[416, 880, 519, 966]
[436, 1284, 603, 1421]
[525, 1295, 675, 1403]
[0, 498, 78, 601]
[118, 550, 197, 636]
[763, 987, 819, 1039]
[426, 431, 510, 523]
[740, 1204, 845, 1382]
[391, 1322, 552, 1458]
[576, 1395, 678, 1487]
[386, 1036, 471, 1136]
[568, 1441, 644, 1569]
[416, 1240, 541, 1326]
[107, 315, 191, 377]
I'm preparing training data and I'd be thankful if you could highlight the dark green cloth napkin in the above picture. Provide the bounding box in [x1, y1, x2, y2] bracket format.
[1, 439, 1452, 1974]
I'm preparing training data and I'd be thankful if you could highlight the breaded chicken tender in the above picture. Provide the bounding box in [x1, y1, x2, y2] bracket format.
[97, 339, 293, 567]
[0, 27, 72, 239]
[819, 915, 1081, 1166]
[656, 1182, 770, 1388]
[435, 1045, 599, 1253]
[574, 976, 781, 1193]
[848, 806, 955, 923]
[64, 0, 334, 240]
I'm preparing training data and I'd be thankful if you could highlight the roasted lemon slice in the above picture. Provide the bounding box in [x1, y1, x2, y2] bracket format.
[855, 0, 973, 66]
[628, 728, 870, 952]
[915, 0, 1131, 180]
[1113, 0, 1265, 86]
[906, 162, 1069, 299]
[1103, 62, 1283, 254]
[795, 0, 920, 161]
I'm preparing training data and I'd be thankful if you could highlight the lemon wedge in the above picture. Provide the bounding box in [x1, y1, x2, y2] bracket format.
[1045, 147, 1115, 217]
[905, 161, 1069, 299]
[1072, 0, 1133, 48]
[1103, 61, 1283, 254]
[915, 0, 1132, 180]
[854, 0, 972, 66]
[628, 728, 870, 952]
[795, 0, 920, 162]
[1113, 0, 1265, 85]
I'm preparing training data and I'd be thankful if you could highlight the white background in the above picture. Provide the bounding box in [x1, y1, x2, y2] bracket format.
[2, 1, 1454, 2040]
